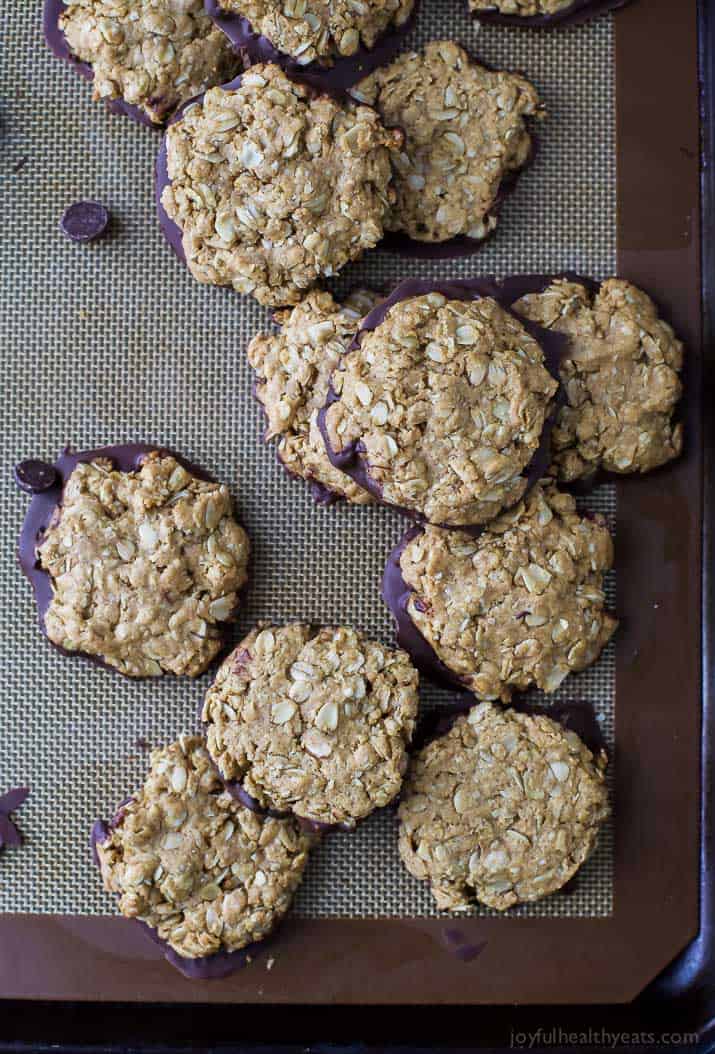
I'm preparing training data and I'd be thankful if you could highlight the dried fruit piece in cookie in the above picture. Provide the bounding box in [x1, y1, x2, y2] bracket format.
[94, 736, 313, 971]
[468, 0, 631, 26]
[352, 41, 543, 245]
[45, 0, 239, 126]
[206, 0, 415, 88]
[203, 623, 419, 827]
[159, 64, 402, 307]
[18, 445, 249, 678]
[385, 483, 616, 700]
[320, 286, 559, 527]
[512, 277, 684, 482]
[248, 289, 379, 505]
[398, 702, 609, 911]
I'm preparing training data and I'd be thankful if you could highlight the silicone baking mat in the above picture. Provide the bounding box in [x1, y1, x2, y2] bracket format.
[0, 4, 615, 920]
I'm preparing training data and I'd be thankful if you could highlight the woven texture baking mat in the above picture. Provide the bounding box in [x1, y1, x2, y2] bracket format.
[0, 4, 615, 918]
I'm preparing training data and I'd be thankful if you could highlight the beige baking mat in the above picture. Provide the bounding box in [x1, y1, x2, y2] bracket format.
[0, 4, 615, 918]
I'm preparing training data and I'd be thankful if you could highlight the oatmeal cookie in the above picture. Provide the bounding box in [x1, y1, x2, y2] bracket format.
[207, 0, 414, 70]
[320, 286, 559, 527]
[385, 483, 616, 700]
[513, 277, 683, 481]
[248, 289, 379, 504]
[160, 63, 401, 307]
[203, 623, 419, 827]
[27, 446, 249, 678]
[47, 0, 239, 125]
[398, 702, 609, 911]
[468, 0, 631, 24]
[95, 736, 313, 961]
[352, 41, 543, 244]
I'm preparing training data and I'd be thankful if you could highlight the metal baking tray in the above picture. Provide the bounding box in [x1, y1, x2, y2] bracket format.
[0, 0, 711, 1037]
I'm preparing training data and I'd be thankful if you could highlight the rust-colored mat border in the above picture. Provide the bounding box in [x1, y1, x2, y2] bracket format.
[0, 0, 702, 1005]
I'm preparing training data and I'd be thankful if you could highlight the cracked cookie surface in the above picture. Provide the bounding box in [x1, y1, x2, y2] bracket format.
[248, 289, 378, 504]
[38, 452, 249, 678]
[352, 40, 542, 243]
[203, 623, 419, 827]
[513, 278, 684, 482]
[59, 0, 239, 124]
[161, 63, 401, 307]
[397, 483, 616, 700]
[214, 0, 414, 67]
[398, 702, 609, 911]
[322, 292, 558, 527]
[96, 736, 313, 959]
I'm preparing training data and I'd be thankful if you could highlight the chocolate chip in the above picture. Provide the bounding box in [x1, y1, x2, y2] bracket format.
[60, 201, 110, 243]
[13, 460, 58, 495]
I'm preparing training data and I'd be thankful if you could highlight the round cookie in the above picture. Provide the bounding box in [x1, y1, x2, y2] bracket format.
[202, 623, 420, 828]
[512, 277, 684, 482]
[468, 0, 632, 27]
[384, 483, 616, 700]
[398, 701, 609, 911]
[206, 0, 416, 92]
[44, 0, 239, 126]
[18, 445, 249, 678]
[319, 282, 559, 528]
[352, 41, 543, 248]
[248, 289, 379, 505]
[94, 736, 313, 971]
[159, 64, 402, 307]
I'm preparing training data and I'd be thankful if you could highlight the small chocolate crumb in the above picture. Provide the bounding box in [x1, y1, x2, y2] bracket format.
[60, 201, 110, 243]
[13, 460, 58, 495]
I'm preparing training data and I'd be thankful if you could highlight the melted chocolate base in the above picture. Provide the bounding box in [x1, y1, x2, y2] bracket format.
[204, 0, 420, 97]
[471, 0, 632, 28]
[44, 0, 159, 128]
[16, 443, 215, 678]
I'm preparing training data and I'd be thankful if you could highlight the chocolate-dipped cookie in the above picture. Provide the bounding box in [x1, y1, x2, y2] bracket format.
[248, 289, 379, 505]
[383, 482, 617, 700]
[398, 701, 609, 911]
[93, 735, 313, 977]
[44, 0, 239, 126]
[202, 623, 419, 828]
[16, 444, 250, 678]
[157, 64, 402, 307]
[319, 279, 562, 529]
[351, 40, 543, 256]
[511, 276, 684, 483]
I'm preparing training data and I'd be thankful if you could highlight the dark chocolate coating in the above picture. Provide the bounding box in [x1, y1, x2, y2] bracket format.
[411, 695, 607, 760]
[43, 0, 158, 128]
[317, 276, 570, 532]
[90, 813, 263, 979]
[470, 0, 632, 28]
[13, 460, 58, 495]
[60, 201, 110, 243]
[204, 0, 420, 97]
[17, 443, 214, 677]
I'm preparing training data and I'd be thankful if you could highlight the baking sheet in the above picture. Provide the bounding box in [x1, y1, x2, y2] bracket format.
[0, 4, 616, 920]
